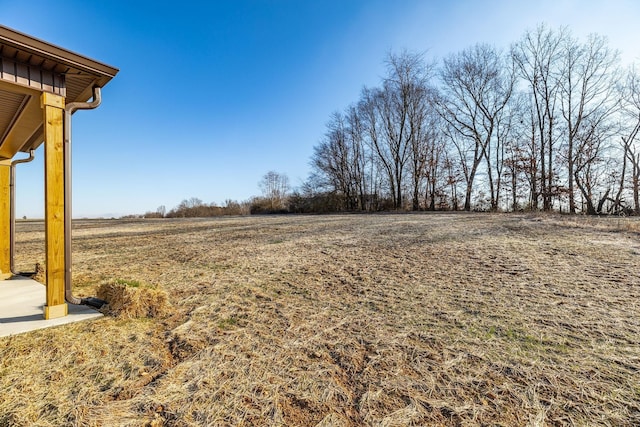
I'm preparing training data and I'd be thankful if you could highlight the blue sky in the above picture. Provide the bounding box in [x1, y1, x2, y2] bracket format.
[3, 0, 640, 217]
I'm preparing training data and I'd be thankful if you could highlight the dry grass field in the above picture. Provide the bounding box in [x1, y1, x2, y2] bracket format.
[1, 213, 639, 426]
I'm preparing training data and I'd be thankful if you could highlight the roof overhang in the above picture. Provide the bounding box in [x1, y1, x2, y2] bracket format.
[0, 25, 118, 159]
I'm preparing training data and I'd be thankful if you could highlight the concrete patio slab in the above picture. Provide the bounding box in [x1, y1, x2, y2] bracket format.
[0, 276, 103, 338]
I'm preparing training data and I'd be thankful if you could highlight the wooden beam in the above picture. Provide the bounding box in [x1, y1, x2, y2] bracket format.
[0, 82, 44, 159]
[0, 160, 10, 279]
[41, 92, 67, 319]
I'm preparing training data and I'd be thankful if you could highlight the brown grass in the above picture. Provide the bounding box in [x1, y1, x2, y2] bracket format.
[96, 280, 170, 319]
[1, 213, 639, 426]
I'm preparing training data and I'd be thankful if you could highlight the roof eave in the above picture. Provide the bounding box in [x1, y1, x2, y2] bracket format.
[0, 25, 119, 82]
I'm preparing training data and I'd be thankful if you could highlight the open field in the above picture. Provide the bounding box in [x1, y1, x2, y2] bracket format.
[1, 213, 640, 426]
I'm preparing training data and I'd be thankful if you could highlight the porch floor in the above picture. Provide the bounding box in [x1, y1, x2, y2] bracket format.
[0, 276, 103, 338]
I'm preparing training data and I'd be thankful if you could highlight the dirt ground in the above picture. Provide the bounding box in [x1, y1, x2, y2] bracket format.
[1, 213, 639, 426]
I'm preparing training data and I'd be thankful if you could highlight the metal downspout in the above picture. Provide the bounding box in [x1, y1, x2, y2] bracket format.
[63, 86, 106, 308]
[9, 149, 35, 275]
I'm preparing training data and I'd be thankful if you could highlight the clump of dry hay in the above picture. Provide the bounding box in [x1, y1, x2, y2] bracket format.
[97, 279, 170, 319]
[31, 262, 45, 283]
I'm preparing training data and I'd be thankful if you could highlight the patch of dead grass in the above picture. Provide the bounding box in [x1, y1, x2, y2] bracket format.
[2, 213, 639, 425]
[97, 280, 171, 319]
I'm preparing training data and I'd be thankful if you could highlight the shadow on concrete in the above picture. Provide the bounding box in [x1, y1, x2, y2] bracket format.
[0, 276, 103, 337]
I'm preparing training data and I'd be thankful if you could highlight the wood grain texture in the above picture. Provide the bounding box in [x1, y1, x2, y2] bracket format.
[42, 92, 67, 317]
[0, 162, 9, 277]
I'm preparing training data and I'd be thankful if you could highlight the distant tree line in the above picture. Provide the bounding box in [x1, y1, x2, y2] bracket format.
[140, 172, 291, 218]
[296, 24, 640, 215]
[141, 198, 249, 218]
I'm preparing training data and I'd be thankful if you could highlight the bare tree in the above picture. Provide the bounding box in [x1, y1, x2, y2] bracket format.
[442, 150, 462, 210]
[406, 90, 441, 210]
[360, 87, 395, 206]
[438, 44, 514, 211]
[310, 106, 371, 210]
[312, 112, 353, 209]
[259, 171, 290, 211]
[572, 123, 617, 214]
[359, 51, 433, 209]
[502, 93, 531, 211]
[559, 32, 620, 213]
[422, 120, 447, 210]
[512, 24, 569, 210]
[620, 66, 640, 214]
[345, 104, 370, 210]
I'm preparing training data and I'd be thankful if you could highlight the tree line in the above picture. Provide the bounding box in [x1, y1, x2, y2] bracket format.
[139, 172, 291, 218]
[298, 24, 640, 215]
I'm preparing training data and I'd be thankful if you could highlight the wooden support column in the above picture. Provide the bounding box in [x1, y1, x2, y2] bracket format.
[0, 160, 10, 279]
[41, 92, 68, 319]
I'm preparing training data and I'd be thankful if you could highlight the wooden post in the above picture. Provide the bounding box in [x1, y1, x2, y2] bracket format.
[41, 92, 68, 319]
[0, 160, 10, 279]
